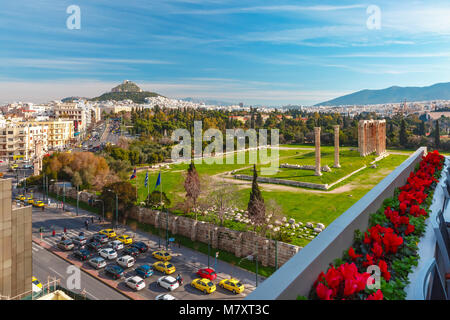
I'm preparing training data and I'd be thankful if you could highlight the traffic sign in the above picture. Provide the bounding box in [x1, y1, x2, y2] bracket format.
[169, 237, 175, 242]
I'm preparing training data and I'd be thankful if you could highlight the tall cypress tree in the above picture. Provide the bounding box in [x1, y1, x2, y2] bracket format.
[399, 119, 408, 146]
[247, 165, 265, 228]
[435, 120, 441, 149]
[184, 161, 201, 210]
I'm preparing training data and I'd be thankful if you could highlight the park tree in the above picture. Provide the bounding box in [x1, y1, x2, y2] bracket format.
[146, 190, 171, 208]
[201, 178, 239, 227]
[399, 119, 408, 146]
[247, 165, 266, 230]
[435, 120, 441, 149]
[100, 181, 137, 223]
[184, 162, 201, 209]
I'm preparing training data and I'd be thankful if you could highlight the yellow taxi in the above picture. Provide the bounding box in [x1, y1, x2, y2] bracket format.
[16, 194, 25, 200]
[99, 229, 116, 239]
[32, 276, 43, 293]
[26, 197, 34, 205]
[152, 250, 172, 261]
[218, 278, 245, 294]
[152, 261, 176, 275]
[10, 164, 18, 170]
[116, 234, 133, 245]
[33, 201, 45, 208]
[191, 278, 216, 294]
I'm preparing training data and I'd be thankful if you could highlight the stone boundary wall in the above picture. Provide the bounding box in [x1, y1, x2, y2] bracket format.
[233, 174, 329, 190]
[128, 207, 300, 268]
[280, 164, 331, 172]
[49, 185, 300, 268]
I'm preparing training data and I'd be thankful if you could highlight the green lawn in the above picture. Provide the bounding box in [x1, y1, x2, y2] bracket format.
[238, 147, 377, 185]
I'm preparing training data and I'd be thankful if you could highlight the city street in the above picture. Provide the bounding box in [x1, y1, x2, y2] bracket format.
[33, 244, 128, 300]
[30, 196, 261, 300]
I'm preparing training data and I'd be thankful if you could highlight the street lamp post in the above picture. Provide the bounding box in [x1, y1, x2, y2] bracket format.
[95, 199, 105, 221]
[63, 183, 66, 212]
[108, 189, 119, 229]
[207, 229, 211, 268]
[76, 185, 79, 216]
[166, 210, 169, 250]
[255, 241, 259, 287]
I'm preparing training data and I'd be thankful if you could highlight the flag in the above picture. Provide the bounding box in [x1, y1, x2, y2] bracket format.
[130, 167, 137, 180]
[144, 171, 149, 187]
[155, 171, 161, 189]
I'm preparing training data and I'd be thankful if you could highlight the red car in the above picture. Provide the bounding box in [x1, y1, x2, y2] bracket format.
[196, 268, 217, 281]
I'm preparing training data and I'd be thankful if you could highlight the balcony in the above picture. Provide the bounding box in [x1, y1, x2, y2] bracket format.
[246, 147, 449, 300]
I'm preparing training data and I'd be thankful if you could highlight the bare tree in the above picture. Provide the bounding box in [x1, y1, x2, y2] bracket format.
[184, 161, 201, 211]
[202, 178, 240, 226]
[263, 199, 284, 238]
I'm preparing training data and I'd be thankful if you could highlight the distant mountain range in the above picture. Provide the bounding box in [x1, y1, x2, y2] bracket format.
[316, 82, 450, 106]
[90, 81, 161, 103]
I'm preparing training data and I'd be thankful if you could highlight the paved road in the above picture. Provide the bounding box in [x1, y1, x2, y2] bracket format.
[33, 243, 128, 300]
[30, 195, 261, 300]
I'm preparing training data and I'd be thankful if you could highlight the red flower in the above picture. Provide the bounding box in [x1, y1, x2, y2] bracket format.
[344, 279, 358, 296]
[367, 289, 383, 300]
[316, 282, 333, 300]
[371, 242, 383, 258]
[405, 224, 415, 235]
[348, 247, 362, 261]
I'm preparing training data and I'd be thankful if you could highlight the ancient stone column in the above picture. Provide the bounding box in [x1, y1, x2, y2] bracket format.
[314, 127, 322, 176]
[333, 125, 341, 168]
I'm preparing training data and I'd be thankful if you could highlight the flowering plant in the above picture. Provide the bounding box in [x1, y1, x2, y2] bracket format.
[309, 150, 444, 300]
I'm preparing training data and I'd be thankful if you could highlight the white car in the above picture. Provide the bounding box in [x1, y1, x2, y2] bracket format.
[125, 276, 145, 291]
[89, 257, 107, 269]
[110, 240, 124, 251]
[157, 276, 179, 291]
[116, 255, 135, 268]
[155, 293, 176, 300]
[99, 248, 118, 260]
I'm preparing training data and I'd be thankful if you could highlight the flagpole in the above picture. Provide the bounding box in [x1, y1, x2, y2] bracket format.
[147, 170, 149, 205]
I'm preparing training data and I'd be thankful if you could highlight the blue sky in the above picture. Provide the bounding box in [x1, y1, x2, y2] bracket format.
[0, 0, 449, 105]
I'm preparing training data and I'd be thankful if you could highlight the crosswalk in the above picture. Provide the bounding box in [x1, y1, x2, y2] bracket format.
[35, 228, 99, 249]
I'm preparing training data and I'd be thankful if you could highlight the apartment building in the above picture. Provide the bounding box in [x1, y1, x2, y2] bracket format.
[32, 120, 74, 150]
[0, 122, 48, 162]
[0, 179, 32, 299]
[53, 102, 87, 133]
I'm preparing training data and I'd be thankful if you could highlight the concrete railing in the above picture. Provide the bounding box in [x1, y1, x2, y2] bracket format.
[246, 147, 427, 300]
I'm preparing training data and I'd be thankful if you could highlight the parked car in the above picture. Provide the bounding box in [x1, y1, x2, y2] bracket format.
[99, 248, 118, 260]
[89, 257, 107, 269]
[91, 234, 108, 244]
[87, 241, 103, 252]
[33, 201, 45, 208]
[116, 234, 133, 245]
[153, 261, 176, 275]
[99, 229, 117, 239]
[218, 278, 245, 294]
[152, 250, 172, 261]
[104, 265, 124, 280]
[196, 268, 217, 281]
[73, 249, 94, 261]
[116, 255, 135, 268]
[57, 239, 74, 251]
[191, 278, 216, 294]
[157, 276, 179, 291]
[132, 241, 149, 253]
[135, 264, 153, 278]
[123, 246, 140, 258]
[125, 276, 145, 291]
[108, 240, 124, 251]
[155, 293, 176, 300]
[32, 276, 43, 293]
[72, 235, 87, 246]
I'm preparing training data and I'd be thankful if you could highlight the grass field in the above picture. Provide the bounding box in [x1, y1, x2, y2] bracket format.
[238, 147, 377, 185]
[131, 147, 411, 247]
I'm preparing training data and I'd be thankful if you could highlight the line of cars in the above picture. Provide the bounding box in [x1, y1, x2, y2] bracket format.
[56, 227, 245, 299]
[15, 194, 45, 208]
